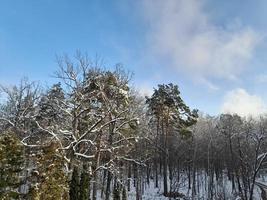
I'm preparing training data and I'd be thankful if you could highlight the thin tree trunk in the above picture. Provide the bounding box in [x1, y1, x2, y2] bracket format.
[93, 136, 101, 200]
[162, 117, 168, 196]
[128, 164, 131, 191]
[105, 172, 112, 200]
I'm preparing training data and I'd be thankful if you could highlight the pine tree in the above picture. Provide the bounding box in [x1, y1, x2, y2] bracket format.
[0, 133, 24, 199]
[69, 166, 80, 200]
[146, 83, 198, 196]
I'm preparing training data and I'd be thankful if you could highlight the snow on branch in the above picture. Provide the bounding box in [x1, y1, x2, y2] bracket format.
[74, 152, 95, 159]
[0, 117, 15, 127]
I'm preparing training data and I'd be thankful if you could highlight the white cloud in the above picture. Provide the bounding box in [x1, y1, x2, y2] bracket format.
[221, 88, 266, 117]
[142, 0, 261, 81]
[198, 77, 219, 91]
[138, 84, 153, 97]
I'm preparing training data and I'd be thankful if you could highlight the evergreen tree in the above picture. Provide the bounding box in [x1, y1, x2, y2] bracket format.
[79, 164, 90, 200]
[69, 166, 80, 200]
[37, 82, 67, 126]
[0, 133, 24, 199]
[146, 83, 198, 196]
[31, 142, 68, 200]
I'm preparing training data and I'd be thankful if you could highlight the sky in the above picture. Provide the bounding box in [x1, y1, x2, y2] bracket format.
[1, 0, 267, 117]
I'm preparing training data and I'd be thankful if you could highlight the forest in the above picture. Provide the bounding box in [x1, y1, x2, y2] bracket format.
[1, 54, 267, 200]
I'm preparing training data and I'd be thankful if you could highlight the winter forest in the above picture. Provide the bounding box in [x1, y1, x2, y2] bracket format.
[1, 54, 267, 200]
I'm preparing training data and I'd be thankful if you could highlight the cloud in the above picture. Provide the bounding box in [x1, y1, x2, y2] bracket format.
[138, 84, 153, 97]
[198, 77, 219, 91]
[142, 0, 261, 81]
[221, 88, 266, 117]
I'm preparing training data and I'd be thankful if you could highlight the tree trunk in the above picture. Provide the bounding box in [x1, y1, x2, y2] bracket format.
[128, 164, 131, 192]
[105, 171, 112, 200]
[162, 117, 168, 196]
[93, 136, 101, 200]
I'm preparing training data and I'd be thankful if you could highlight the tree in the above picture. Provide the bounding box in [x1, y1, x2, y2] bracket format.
[217, 114, 243, 193]
[122, 186, 127, 200]
[146, 83, 198, 196]
[113, 181, 120, 200]
[54, 54, 141, 200]
[69, 166, 80, 200]
[0, 132, 25, 199]
[80, 164, 91, 200]
[37, 82, 67, 127]
[0, 79, 40, 137]
[31, 142, 69, 200]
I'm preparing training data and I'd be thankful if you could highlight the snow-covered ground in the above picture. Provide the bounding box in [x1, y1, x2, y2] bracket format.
[126, 172, 264, 200]
[93, 171, 266, 199]
[128, 185, 168, 200]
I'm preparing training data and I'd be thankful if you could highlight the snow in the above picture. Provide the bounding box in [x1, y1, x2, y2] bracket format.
[128, 184, 168, 200]
[126, 171, 264, 200]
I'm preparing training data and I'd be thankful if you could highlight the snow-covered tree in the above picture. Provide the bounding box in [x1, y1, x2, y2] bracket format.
[30, 142, 68, 200]
[54, 54, 141, 200]
[146, 83, 198, 196]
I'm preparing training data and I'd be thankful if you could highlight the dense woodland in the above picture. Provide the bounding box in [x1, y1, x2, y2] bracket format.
[1, 54, 267, 200]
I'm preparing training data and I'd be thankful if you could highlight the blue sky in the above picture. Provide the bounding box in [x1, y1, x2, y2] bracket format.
[1, 0, 267, 116]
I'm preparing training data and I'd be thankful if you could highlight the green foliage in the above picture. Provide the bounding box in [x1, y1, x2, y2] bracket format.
[146, 83, 198, 132]
[180, 128, 193, 139]
[69, 166, 80, 200]
[31, 142, 68, 200]
[0, 133, 24, 199]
